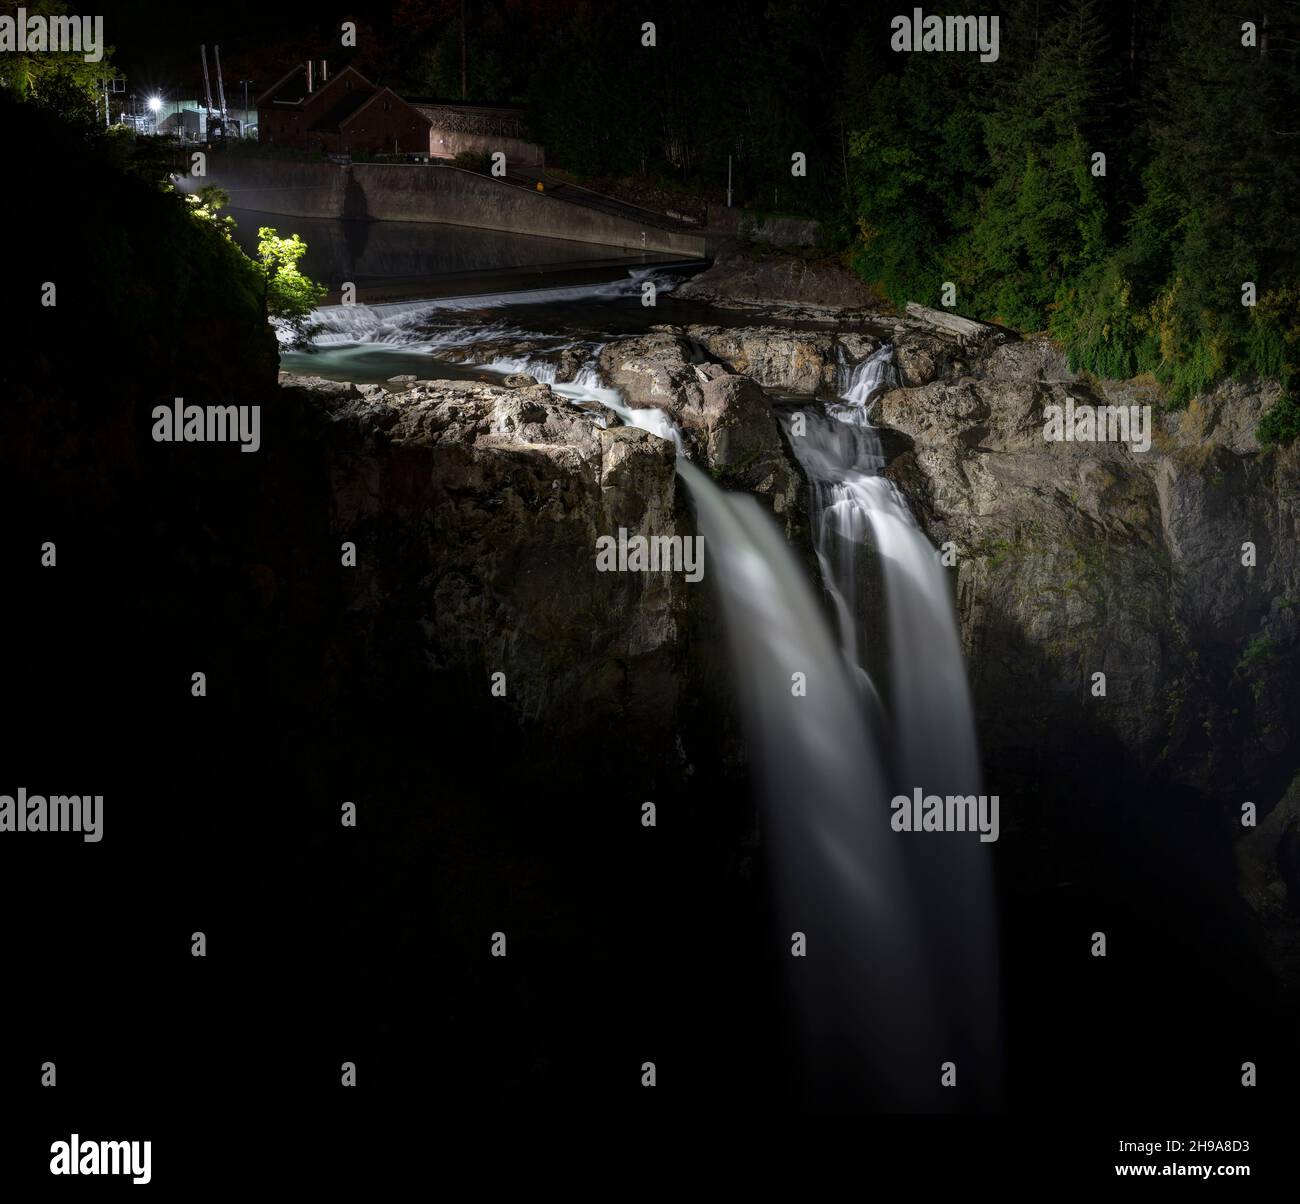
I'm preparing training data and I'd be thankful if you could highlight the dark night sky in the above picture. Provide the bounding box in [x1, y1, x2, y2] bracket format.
[87, 0, 574, 95]
[94, 0, 366, 92]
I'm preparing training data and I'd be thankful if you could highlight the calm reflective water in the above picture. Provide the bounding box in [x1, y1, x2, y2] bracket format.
[227, 207, 677, 290]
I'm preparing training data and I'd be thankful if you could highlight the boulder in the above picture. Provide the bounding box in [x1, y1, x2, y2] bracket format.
[674, 249, 881, 312]
[596, 335, 804, 526]
[687, 324, 838, 394]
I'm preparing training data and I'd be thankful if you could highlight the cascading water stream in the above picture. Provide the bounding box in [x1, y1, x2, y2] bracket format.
[301, 296, 1001, 1107]
[617, 347, 1001, 1107]
[787, 345, 984, 785]
[776, 345, 1002, 1106]
[677, 455, 945, 1107]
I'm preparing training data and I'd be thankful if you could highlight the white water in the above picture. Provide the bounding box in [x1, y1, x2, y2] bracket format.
[778, 346, 1001, 1105]
[300, 297, 1001, 1107]
[588, 344, 999, 1107]
[678, 455, 944, 1107]
[309, 268, 674, 347]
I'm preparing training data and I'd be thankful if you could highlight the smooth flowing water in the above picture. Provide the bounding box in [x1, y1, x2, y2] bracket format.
[299, 287, 1001, 1108]
[776, 347, 1002, 1106]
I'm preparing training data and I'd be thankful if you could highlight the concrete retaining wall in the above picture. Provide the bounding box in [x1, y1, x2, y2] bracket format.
[185, 155, 706, 256]
[187, 157, 349, 219]
[429, 132, 544, 166]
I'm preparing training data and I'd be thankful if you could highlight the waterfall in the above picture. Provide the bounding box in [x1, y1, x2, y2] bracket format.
[298, 287, 1002, 1106]
[837, 341, 897, 407]
[677, 457, 948, 1108]
[777, 344, 1002, 1107]
[606, 345, 1000, 1108]
[783, 345, 984, 784]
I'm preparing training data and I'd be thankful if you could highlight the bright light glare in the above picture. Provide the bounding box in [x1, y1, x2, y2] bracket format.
[147, 97, 162, 112]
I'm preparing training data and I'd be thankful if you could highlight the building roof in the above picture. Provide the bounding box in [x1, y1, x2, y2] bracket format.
[404, 99, 525, 113]
[256, 64, 374, 112]
[339, 87, 431, 130]
[256, 63, 311, 108]
[308, 86, 377, 132]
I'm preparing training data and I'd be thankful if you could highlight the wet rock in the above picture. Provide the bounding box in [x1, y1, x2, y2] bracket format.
[597, 331, 702, 414]
[687, 324, 836, 394]
[596, 335, 804, 526]
[674, 249, 881, 312]
[440, 338, 590, 384]
[272, 374, 363, 400]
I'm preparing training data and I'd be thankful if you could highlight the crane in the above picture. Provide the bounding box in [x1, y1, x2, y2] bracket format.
[214, 45, 231, 134]
[199, 44, 215, 138]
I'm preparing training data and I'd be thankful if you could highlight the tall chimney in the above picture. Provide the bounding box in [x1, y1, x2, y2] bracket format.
[306, 60, 313, 93]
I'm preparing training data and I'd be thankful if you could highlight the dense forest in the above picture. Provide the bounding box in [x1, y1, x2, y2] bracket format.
[8, 0, 1299, 436]
[517, 0, 1300, 441]
[447, 0, 1300, 442]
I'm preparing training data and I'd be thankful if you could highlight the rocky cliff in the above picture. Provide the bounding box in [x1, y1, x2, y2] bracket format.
[278, 312, 1300, 981]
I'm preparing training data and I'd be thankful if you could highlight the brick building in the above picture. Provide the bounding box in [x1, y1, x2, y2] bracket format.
[410, 101, 543, 166]
[256, 63, 431, 155]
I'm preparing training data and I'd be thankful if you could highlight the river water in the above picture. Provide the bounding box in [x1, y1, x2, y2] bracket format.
[227, 206, 682, 293]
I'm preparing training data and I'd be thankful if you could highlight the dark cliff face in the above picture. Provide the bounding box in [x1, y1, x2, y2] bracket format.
[870, 328, 1300, 1059]
[873, 332, 1300, 813]
[1, 101, 754, 1104]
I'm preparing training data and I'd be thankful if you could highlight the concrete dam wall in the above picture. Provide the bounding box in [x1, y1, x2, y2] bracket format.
[184, 156, 708, 257]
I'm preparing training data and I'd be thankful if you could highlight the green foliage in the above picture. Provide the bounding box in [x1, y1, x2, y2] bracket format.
[1251, 285, 1300, 445]
[180, 186, 329, 349]
[1051, 261, 1147, 381]
[836, 0, 1299, 440]
[452, 150, 491, 173]
[1239, 637, 1275, 671]
[184, 185, 237, 239]
[0, 0, 115, 110]
[1258, 393, 1300, 446]
[846, 61, 990, 306]
[254, 227, 328, 341]
[2, 85, 278, 411]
